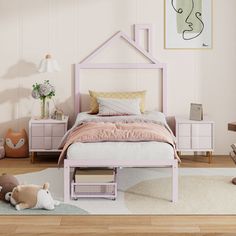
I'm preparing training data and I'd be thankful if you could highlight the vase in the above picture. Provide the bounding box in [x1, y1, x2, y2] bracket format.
[41, 98, 50, 119]
[41, 98, 46, 119]
[45, 100, 50, 118]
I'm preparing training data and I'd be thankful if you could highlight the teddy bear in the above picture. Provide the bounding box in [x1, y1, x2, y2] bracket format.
[0, 173, 19, 202]
[6, 182, 60, 211]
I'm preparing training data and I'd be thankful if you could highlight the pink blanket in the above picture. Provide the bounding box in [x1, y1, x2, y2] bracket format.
[58, 122, 179, 165]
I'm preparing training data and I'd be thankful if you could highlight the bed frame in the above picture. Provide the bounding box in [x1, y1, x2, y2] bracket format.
[64, 28, 178, 203]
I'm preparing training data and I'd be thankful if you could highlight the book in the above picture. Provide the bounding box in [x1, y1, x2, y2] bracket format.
[74, 168, 115, 183]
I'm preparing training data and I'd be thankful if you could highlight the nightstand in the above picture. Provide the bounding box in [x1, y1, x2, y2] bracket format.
[29, 116, 69, 163]
[176, 117, 214, 163]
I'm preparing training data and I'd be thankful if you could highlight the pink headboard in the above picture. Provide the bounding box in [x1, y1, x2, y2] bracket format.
[74, 30, 167, 116]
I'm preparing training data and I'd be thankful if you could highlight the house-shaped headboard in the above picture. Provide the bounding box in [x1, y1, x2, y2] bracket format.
[74, 30, 167, 115]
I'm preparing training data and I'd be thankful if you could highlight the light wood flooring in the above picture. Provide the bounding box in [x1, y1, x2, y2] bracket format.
[0, 155, 236, 235]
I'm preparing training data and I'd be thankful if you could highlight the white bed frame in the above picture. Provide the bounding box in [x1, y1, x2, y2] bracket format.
[64, 29, 178, 203]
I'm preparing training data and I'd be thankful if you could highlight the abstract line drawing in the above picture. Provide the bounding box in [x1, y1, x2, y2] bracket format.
[171, 0, 183, 14]
[165, 0, 212, 49]
[171, 0, 204, 41]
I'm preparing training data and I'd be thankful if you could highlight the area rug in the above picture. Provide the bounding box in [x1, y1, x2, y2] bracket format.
[0, 202, 88, 215]
[1, 168, 236, 215]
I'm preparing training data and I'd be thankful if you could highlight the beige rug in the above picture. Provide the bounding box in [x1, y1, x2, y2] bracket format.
[125, 175, 236, 214]
[12, 168, 236, 215]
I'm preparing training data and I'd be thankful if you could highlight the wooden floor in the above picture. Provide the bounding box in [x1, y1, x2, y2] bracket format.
[0, 155, 236, 235]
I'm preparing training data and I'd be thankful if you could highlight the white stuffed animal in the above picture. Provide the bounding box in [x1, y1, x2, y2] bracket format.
[6, 182, 60, 211]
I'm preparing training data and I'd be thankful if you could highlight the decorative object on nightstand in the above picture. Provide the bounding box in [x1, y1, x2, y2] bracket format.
[190, 103, 203, 121]
[52, 107, 64, 120]
[0, 138, 5, 159]
[176, 117, 214, 163]
[31, 80, 55, 119]
[29, 116, 68, 163]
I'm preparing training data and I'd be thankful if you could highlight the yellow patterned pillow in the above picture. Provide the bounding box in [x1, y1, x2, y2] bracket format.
[89, 90, 146, 114]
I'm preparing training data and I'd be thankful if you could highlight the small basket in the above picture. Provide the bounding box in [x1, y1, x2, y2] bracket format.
[71, 168, 117, 200]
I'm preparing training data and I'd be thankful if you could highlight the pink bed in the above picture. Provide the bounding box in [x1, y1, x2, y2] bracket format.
[62, 30, 179, 203]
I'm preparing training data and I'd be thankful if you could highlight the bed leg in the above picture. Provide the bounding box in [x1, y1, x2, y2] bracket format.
[172, 160, 178, 203]
[64, 160, 70, 203]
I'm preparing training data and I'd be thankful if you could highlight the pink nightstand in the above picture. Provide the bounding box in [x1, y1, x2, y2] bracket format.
[176, 117, 214, 163]
[29, 116, 69, 163]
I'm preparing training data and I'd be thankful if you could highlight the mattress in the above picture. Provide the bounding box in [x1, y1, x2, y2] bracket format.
[67, 141, 174, 162]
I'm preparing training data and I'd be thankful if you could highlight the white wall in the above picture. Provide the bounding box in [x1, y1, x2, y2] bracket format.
[0, 0, 236, 154]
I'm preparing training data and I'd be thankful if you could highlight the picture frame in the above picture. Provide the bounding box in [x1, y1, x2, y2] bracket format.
[164, 0, 212, 49]
[52, 108, 64, 120]
[190, 103, 203, 121]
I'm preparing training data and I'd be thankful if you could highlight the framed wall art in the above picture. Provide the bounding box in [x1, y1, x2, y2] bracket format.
[190, 103, 203, 121]
[165, 0, 212, 49]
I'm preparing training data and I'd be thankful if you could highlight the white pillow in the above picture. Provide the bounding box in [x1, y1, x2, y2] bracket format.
[97, 97, 141, 116]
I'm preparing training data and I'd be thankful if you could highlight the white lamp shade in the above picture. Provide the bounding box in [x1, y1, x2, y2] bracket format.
[38, 55, 60, 73]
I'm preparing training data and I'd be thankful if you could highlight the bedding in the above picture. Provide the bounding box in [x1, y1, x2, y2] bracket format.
[97, 97, 141, 116]
[67, 142, 174, 161]
[89, 90, 146, 114]
[58, 111, 179, 165]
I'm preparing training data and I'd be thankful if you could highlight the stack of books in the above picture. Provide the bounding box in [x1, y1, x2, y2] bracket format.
[74, 168, 115, 183]
[230, 143, 236, 164]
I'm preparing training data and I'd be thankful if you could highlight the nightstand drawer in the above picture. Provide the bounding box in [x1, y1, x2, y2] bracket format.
[192, 137, 212, 149]
[177, 137, 191, 149]
[44, 137, 52, 150]
[31, 137, 52, 150]
[52, 124, 65, 137]
[52, 137, 63, 149]
[44, 125, 52, 136]
[192, 124, 212, 137]
[178, 124, 191, 137]
[31, 124, 44, 136]
[31, 137, 45, 149]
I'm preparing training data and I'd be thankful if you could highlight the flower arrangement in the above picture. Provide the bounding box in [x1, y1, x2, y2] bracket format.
[32, 80, 55, 119]
[32, 80, 55, 99]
